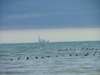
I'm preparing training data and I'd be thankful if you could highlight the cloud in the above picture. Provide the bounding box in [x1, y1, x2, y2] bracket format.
[2, 9, 100, 20]
[2, 13, 42, 20]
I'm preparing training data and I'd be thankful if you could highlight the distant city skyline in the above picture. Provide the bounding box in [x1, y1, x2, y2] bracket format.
[38, 36, 49, 43]
[0, 28, 100, 44]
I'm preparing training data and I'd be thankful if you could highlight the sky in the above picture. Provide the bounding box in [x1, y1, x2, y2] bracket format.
[0, 0, 100, 43]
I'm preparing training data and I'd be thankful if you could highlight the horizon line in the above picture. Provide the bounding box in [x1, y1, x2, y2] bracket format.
[1, 40, 100, 44]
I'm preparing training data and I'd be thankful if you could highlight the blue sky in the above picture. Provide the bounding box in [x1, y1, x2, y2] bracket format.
[1, 0, 100, 30]
[0, 0, 100, 43]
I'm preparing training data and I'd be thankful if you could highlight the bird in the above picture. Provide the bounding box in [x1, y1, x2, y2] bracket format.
[41, 57, 44, 59]
[11, 59, 13, 61]
[18, 57, 21, 60]
[47, 56, 49, 58]
[95, 52, 97, 54]
[87, 53, 89, 55]
[36, 57, 38, 59]
[70, 48, 72, 50]
[26, 57, 29, 59]
[93, 54, 95, 56]
[84, 54, 87, 56]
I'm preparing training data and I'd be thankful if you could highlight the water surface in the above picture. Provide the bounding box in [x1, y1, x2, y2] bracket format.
[0, 41, 100, 75]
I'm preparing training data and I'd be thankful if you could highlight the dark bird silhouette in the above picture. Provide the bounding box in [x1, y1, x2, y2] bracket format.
[93, 54, 95, 56]
[95, 52, 97, 54]
[70, 48, 72, 50]
[41, 57, 43, 59]
[47, 56, 49, 58]
[18, 57, 21, 60]
[70, 54, 72, 56]
[87, 53, 89, 55]
[84, 54, 87, 56]
[26, 57, 29, 59]
[36, 57, 38, 59]
[11, 59, 13, 61]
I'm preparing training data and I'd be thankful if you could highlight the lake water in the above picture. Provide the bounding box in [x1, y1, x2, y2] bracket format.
[0, 41, 100, 75]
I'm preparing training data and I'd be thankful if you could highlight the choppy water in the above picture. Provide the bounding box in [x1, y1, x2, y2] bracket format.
[0, 41, 100, 75]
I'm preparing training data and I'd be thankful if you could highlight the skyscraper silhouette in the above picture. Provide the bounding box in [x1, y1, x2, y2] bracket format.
[38, 36, 49, 43]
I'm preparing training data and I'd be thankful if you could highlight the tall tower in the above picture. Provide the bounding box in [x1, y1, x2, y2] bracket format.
[38, 36, 41, 43]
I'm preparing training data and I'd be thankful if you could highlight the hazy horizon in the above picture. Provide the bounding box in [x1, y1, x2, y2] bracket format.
[0, 28, 100, 44]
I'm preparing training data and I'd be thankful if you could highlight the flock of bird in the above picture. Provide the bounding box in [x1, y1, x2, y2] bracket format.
[3, 47, 100, 61]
